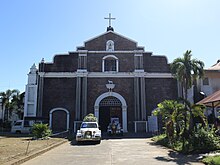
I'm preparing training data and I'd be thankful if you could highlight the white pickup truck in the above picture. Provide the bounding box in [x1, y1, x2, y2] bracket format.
[11, 119, 43, 134]
[76, 122, 101, 143]
[11, 120, 33, 134]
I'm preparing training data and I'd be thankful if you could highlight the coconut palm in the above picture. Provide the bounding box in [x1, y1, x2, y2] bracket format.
[0, 89, 20, 121]
[183, 99, 207, 131]
[10, 92, 25, 119]
[171, 51, 204, 150]
[170, 50, 204, 101]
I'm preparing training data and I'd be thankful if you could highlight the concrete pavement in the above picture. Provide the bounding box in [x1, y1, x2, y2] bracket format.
[21, 138, 203, 165]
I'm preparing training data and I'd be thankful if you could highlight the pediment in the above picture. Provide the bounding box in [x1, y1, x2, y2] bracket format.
[85, 31, 137, 44]
[78, 31, 139, 51]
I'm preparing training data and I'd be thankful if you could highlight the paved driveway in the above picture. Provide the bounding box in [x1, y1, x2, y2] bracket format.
[22, 138, 203, 165]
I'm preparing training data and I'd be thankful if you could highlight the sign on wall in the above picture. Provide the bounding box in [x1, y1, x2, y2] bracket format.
[148, 116, 158, 132]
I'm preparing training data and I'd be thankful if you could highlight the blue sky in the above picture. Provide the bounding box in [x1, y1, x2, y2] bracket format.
[0, 0, 220, 93]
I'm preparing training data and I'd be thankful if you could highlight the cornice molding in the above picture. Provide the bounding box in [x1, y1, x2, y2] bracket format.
[38, 72, 173, 78]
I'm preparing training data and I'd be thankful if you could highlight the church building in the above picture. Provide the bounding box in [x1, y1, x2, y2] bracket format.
[23, 17, 178, 133]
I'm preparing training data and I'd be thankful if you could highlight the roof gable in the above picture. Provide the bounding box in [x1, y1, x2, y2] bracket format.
[207, 60, 220, 71]
[85, 31, 137, 44]
[78, 31, 139, 51]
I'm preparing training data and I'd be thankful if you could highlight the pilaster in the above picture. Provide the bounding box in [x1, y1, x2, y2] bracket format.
[140, 77, 146, 120]
[81, 77, 87, 118]
[75, 77, 81, 120]
[76, 50, 88, 120]
[134, 77, 140, 120]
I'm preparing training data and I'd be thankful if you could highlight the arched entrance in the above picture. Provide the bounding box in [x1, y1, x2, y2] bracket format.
[49, 108, 70, 132]
[94, 92, 127, 132]
[99, 96, 122, 131]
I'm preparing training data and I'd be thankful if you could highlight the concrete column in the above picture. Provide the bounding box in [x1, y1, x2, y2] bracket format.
[136, 78, 140, 120]
[75, 77, 81, 120]
[94, 106, 99, 121]
[134, 78, 137, 120]
[140, 77, 146, 120]
[37, 76, 44, 116]
[66, 113, 70, 130]
[122, 106, 128, 132]
[49, 111, 52, 129]
[81, 77, 87, 118]
[134, 77, 139, 120]
[78, 56, 81, 68]
[116, 59, 119, 72]
[140, 56, 143, 69]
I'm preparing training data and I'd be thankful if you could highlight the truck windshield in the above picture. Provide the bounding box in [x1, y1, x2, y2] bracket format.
[14, 122, 22, 126]
[81, 123, 97, 128]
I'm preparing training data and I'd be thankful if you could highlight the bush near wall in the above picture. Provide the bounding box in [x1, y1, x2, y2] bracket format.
[31, 123, 52, 139]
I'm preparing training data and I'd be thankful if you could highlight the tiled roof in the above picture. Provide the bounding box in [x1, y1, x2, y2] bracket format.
[207, 60, 220, 70]
[197, 90, 220, 107]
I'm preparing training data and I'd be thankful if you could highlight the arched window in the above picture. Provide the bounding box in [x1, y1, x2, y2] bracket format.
[106, 40, 114, 51]
[102, 55, 119, 72]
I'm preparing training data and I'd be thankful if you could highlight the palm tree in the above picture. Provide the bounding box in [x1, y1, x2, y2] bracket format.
[155, 99, 209, 151]
[0, 89, 20, 121]
[171, 50, 204, 150]
[155, 100, 185, 142]
[171, 50, 204, 101]
[183, 99, 207, 131]
[10, 92, 25, 119]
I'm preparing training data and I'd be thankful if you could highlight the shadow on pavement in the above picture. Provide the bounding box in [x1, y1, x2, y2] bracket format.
[147, 140, 202, 164]
[70, 139, 101, 146]
[155, 148, 202, 165]
[102, 132, 153, 140]
[70, 132, 153, 146]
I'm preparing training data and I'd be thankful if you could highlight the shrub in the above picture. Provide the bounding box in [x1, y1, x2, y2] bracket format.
[153, 127, 220, 154]
[152, 134, 182, 152]
[83, 113, 97, 122]
[188, 127, 220, 152]
[202, 155, 220, 165]
[152, 134, 172, 148]
[32, 123, 52, 139]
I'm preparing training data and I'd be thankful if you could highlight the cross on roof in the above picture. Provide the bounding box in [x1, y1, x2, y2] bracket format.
[104, 13, 116, 27]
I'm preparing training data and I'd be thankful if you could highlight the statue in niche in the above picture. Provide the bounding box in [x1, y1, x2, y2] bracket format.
[106, 40, 114, 51]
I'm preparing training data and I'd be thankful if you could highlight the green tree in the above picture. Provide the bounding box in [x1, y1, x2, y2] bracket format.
[177, 99, 207, 151]
[155, 99, 209, 152]
[0, 89, 20, 121]
[170, 50, 204, 101]
[154, 100, 185, 142]
[183, 100, 207, 131]
[10, 92, 25, 119]
[171, 50, 204, 150]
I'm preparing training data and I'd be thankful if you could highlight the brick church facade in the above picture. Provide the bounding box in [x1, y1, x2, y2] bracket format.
[24, 26, 178, 133]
